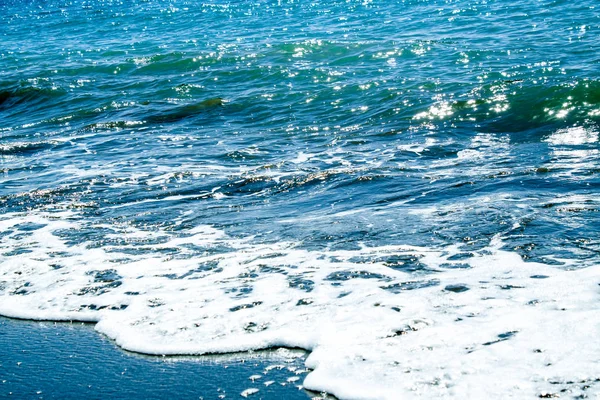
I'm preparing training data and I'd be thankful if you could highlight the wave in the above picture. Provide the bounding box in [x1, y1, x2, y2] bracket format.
[0, 140, 60, 156]
[0, 210, 599, 399]
[0, 85, 67, 110]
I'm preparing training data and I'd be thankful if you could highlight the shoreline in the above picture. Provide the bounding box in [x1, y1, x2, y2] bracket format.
[0, 316, 330, 400]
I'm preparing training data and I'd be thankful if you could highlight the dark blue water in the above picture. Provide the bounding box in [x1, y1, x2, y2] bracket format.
[1, 1, 599, 399]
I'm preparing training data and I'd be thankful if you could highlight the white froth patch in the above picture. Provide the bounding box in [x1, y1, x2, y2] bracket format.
[0, 212, 599, 400]
[240, 388, 259, 397]
[291, 152, 312, 164]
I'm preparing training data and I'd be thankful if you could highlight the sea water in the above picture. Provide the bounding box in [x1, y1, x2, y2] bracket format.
[0, 317, 313, 399]
[1, 0, 599, 398]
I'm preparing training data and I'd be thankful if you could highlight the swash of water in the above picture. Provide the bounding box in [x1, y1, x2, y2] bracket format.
[1, 0, 599, 398]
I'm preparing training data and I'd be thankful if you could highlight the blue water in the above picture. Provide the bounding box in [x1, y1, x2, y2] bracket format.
[0, 317, 313, 400]
[1, 0, 600, 398]
[2, 0, 598, 261]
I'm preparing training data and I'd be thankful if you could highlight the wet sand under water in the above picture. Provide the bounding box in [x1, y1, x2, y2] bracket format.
[0, 317, 320, 400]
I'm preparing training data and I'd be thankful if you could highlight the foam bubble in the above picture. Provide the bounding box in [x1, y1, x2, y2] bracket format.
[241, 388, 259, 397]
[0, 210, 599, 399]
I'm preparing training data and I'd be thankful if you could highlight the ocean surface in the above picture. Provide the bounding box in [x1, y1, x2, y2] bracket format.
[1, 0, 599, 398]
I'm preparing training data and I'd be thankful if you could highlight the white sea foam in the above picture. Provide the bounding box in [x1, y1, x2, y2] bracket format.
[0, 210, 599, 399]
[241, 388, 259, 397]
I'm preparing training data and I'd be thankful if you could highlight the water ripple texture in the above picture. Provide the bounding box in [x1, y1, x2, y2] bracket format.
[1, 0, 599, 399]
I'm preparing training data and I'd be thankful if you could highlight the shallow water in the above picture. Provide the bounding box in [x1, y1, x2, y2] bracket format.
[0, 317, 314, 399]
[1, 0, 599, 399]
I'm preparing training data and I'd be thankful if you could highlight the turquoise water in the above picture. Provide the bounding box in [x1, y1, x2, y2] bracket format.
[2, 0, 599, 259]
[1, 1, 600, 398]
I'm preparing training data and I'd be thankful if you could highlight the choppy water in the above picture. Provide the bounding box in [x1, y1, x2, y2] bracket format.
[1, 0, 599, 398]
